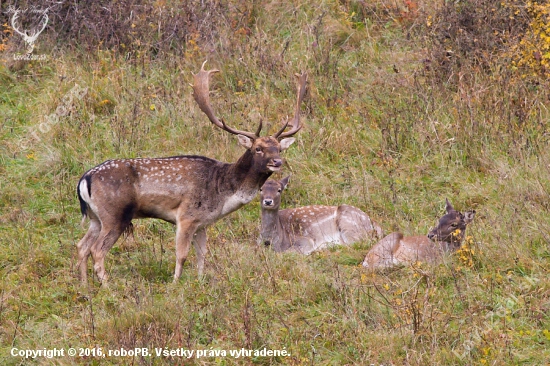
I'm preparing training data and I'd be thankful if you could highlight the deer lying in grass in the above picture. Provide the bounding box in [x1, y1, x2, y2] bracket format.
[76, 62, 307, 284]
[258, 176, 383, 254]
[362, 199, 475, 270]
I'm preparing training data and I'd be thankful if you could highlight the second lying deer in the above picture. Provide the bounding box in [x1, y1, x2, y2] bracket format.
[259, 176, 383, 254]
[362, 199, 475, 270]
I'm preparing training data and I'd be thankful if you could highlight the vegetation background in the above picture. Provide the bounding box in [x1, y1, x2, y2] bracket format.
[1, 0, 549, 364]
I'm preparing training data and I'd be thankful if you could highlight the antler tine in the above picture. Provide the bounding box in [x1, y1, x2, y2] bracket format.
[255, 119, 263, 137]
[273, 117, 290, 137]
[274, 71, 308, 139]
[193, 61, 259, 140]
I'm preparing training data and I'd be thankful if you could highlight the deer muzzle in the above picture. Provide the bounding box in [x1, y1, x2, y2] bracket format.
[267, 158, 283, 171]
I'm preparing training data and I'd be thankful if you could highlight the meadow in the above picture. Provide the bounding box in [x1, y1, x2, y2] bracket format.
[0, 0, 549, 364]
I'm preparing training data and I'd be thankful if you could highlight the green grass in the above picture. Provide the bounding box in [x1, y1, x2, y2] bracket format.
[1, 0, 549, 364]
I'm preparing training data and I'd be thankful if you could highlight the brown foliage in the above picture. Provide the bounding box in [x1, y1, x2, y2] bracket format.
[1, 0, 254, 59]
[425, 0, 530, 82]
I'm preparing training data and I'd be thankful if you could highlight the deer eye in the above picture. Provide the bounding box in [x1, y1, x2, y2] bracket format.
[277, 189, 281, 193]
[255, 147, 262, 152]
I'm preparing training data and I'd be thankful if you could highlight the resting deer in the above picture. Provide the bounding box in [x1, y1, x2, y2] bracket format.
[362, 199, 475, 270]
[76, 62, 307, 284]
[258, 176, 383, 254]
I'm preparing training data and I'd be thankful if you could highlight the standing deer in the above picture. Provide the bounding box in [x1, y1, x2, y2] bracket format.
[362, 199, 475, 270]
[76, 62, 307, 284]
[259, 176, 383, 254]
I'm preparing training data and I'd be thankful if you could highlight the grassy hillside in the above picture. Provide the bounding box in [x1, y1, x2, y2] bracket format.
[1, 0, 549, 364]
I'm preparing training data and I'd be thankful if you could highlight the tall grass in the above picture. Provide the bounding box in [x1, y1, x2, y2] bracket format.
[1, 0, 549, 364]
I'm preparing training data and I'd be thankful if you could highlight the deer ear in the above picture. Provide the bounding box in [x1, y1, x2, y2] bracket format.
[237, 134, 254, 149]
[279, 137, 295, 151]
[445, 198, 455, 213]
[464, 210, 476, 224]
[280, 175, 291, 189]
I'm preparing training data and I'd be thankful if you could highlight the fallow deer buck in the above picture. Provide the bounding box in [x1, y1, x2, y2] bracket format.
[76, 62, 308, 284]
[259, 176, 383, 254]
[362, 199, 475, 270]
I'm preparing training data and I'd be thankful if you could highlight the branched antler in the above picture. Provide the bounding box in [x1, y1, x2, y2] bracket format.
[194, 61, 307, 141]
[274, 71, 308, 139]
[193, 61, 259, 140]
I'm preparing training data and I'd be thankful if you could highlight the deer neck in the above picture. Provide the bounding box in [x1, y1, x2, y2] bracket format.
[228, 149, 272, 193]
[260, 208, 288, 252]
[436, 239, 462, 252]
[217, 150, 272, 217]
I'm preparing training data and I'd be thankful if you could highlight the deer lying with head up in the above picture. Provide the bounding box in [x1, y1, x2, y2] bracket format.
[362, 199, 475, 270]
[76, 62, 307, 284]
[259, 176, 383, 254]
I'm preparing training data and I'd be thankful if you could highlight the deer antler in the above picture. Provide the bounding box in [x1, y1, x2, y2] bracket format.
[193, 61, 259, 140]
[274, 71, 308, 139]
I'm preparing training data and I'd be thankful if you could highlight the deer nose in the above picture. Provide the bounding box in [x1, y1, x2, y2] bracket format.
[427, 232, 435, 240]
[263, 199, 273, 206]
[271, 159, 283, 167]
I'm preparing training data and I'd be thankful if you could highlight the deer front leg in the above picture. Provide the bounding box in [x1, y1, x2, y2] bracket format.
[292, 236, 317, 255]
[193, 228, 207, 277]
[174, 219, 199, 281]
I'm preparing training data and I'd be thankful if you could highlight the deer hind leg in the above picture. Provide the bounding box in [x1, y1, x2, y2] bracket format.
[292, 236, 317, 255]
[89, 220, 128, 284]
[363, 232, 404, 269]
[76, 219, 101, 285]
[192, 228, 207, 277]
[336, 205, 378, 244]
[174, 219, 199, 281]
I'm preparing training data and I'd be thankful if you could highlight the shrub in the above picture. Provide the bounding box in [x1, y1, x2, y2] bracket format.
[0, 0, 252, 59]
[510, 1, 550, 79]
[425, 0, 530, 83]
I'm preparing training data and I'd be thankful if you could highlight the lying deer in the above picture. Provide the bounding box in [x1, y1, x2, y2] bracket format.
[76, 62, 307, 284]
[362, 199, 475, 270]
[259, 176, 383, 254]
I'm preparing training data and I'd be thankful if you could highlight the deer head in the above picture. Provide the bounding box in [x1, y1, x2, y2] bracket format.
[260, 175, 290, 210]
[427, 199, 476, 248]
[193, 61, 307, 175]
